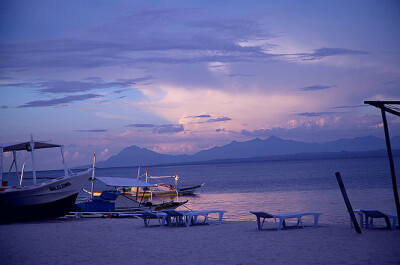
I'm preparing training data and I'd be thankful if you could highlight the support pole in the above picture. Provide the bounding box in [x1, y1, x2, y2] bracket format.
[30, 134, 37, 185]
[381, 109, 400, 228]
[335, 172, 362, 234]
[13, 150, 19, 179]
[91, 153, 96, 199]
[60, 145, 68, 177]
[0, 147, 4, 186]
[136, 166, 140, 200]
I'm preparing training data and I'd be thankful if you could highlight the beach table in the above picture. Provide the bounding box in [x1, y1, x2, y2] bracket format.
[163, 210, 226, 227]
[250, 211, 321, 231]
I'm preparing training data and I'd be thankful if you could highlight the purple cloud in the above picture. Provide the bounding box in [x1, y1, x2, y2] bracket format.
[207, 116, 232, 122]
[295, 112, 340, 117]
[152, 124, 184, 134]
[331, 105, 367, 109]
[126, 123, 185, 134]
[185, 114, 211, 118]
[1, 77, 152, 95]
[75, 129, 107, 133]
[126, 124, 156, 128]
[298, 85, 335, 91]
[295, 47, 369, 61]
[18, 94, 102, 108]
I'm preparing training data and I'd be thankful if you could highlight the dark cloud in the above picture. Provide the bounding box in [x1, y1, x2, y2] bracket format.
[152, 124, 184, 134]
[0, 106, 8, 109]
[311, 48, 369, 57]
[37, 78, 151, 94]
[186, 116, 232, 124]
[331, 105, 367, 109]
[82, 77, 104, 82]
[0, 9, 275, 73]
[298, 85, 335, 91]
[0, 77, 152, 94]
[294, 112, 340, 117]
[383, 80, 397, 85]
[126, 123, 185, 134]
[185, 114, 211, 118]
[0, 37, 272, 70]
[216, 128, 226, 132]
[126, 124, 156, 128]
[295, 47, 369, 61]
[75, 129, 107, 133]
[18, 94, 102, 108]
[207, 116, 232, 122]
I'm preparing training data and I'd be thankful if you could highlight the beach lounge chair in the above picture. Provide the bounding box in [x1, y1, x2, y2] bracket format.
[139, 211, 167, 227]
[163, 210, 185, 227]
[359, 210, 397, 231]
[162, 210, 226, 227]
[250, 211, 321, 231]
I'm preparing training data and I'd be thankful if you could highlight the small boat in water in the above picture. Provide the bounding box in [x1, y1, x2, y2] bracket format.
[125, 170, 204, 198]
[0, 135, 92, 223]
[77, 176, 188, 213]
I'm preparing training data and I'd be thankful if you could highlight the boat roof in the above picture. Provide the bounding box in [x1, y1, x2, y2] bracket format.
[96, 177, 155, 187]
[0, 141, 62, 152]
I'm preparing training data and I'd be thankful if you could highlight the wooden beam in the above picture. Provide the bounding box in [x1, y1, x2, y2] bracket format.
[335, 172, 362, 234]
[364, 101, 400, 117]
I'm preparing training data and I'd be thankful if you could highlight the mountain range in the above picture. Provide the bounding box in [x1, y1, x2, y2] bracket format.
[94, 135, 400, 168]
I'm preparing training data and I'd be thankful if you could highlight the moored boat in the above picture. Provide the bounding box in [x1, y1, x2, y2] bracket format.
[76, 176, 188, 213]
[126, 170, 204, 197]
[0, 135, 92, 223]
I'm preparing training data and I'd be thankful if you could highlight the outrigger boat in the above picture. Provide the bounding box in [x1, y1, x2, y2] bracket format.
[124, 170, 204, 198]
[76, 176, 188, 213]
[0, 135, 92, 223]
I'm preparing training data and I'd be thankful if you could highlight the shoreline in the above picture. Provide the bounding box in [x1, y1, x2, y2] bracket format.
[1, 218, 399, 265]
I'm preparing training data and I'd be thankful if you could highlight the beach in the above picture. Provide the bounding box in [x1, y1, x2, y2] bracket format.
[1, 217, 399, 265]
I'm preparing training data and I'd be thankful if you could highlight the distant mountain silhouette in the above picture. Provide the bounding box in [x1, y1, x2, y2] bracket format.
[95, 135, 400, 168]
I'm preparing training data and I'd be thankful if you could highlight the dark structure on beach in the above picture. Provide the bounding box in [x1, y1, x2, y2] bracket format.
[365, 100, 400, 228]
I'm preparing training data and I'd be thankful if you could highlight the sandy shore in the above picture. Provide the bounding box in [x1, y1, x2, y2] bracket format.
[0, 218, 399, 265]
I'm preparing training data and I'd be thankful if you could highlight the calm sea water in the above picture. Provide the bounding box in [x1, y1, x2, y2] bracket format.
[4, 156, 399, 224]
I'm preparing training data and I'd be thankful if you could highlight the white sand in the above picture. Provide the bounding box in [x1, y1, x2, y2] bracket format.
[0, 218, 399, 265]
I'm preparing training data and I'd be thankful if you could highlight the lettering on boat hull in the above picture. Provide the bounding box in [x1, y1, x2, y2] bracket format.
[49, 182, 71, 191]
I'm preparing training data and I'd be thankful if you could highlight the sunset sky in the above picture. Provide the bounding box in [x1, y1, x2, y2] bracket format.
[1, 0, 400, 168]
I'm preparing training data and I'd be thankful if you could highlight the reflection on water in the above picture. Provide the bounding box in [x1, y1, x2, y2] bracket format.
[179, 188, 396, 224]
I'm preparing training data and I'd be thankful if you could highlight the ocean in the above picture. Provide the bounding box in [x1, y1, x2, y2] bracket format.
[4, 156, 399, 224]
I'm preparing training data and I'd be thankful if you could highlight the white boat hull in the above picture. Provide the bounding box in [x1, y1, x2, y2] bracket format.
[114, 193, 187, 212]
[0, 169, 92, 222]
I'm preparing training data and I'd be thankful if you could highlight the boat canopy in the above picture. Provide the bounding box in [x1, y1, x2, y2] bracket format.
[1, 135, 71, 186]
[96, 177, 155, 187]
[0, 141, 61, 152]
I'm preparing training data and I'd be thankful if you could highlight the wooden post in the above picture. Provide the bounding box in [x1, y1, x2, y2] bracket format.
[381, 109, 400, 228]
[335, 172, 362, 234]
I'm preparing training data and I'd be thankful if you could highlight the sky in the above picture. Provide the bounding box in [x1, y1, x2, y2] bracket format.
[1, 0, 400, 169]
